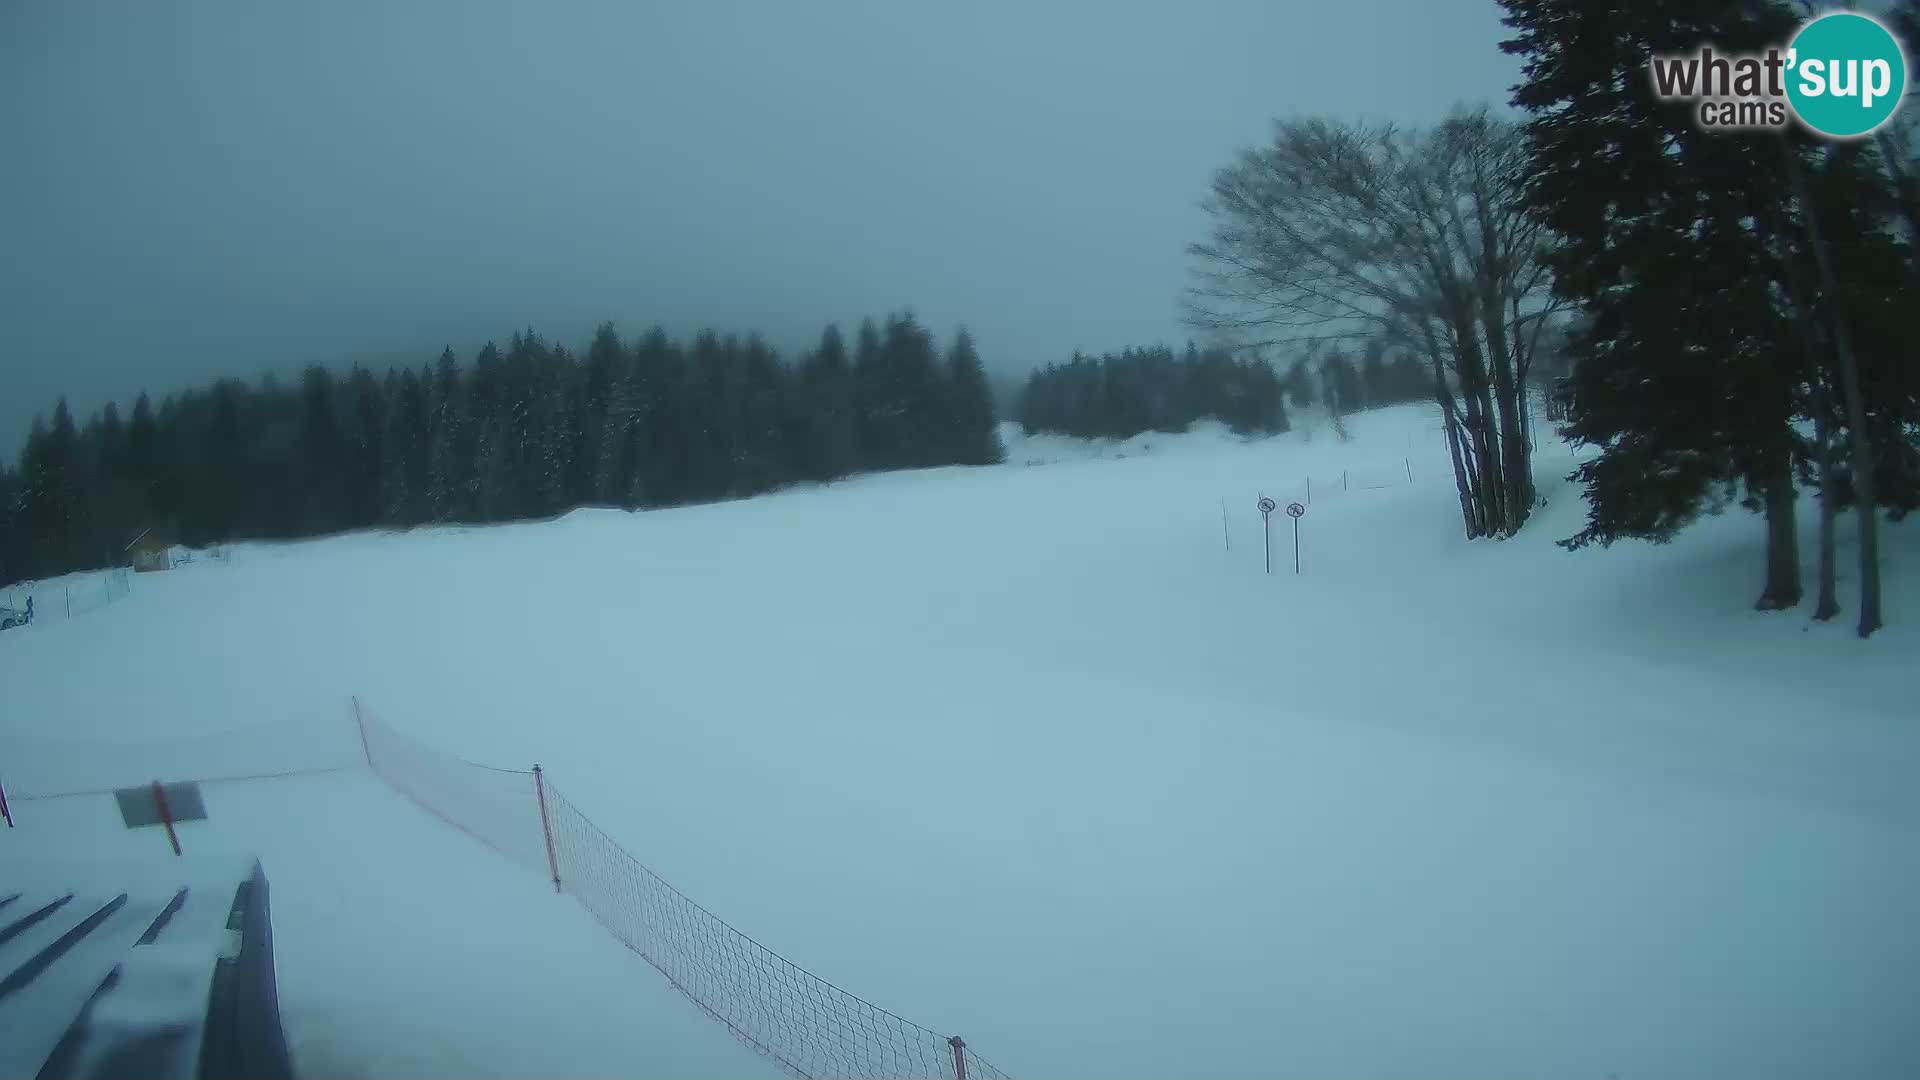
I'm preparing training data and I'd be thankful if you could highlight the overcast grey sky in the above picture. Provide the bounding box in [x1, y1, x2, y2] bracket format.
[0, 0, 1520, 453]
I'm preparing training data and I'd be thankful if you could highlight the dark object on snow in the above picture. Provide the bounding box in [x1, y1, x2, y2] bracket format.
[0, 856, 296, 1080]
[126, 528, 174, 574]
[114, 783, 209, 830]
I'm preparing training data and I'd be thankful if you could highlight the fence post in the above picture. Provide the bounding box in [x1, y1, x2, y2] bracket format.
[949, 1036, 969, 1080]
[533, 765, 562, 894]
[1342, 469, 1348, 492]
[352, 697, 373, 770]
[1405, 457, 1413, 483]
[152, 781, 182, 856]
[0, 775, 13, 827]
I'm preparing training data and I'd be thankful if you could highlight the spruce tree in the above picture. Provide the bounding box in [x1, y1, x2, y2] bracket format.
[1320, 352, 1364, 418]
[876, 314, 944, 468]
[199, 380, 248, 544]
[633, 328, 684, 507]
[345, 366, 387, 530]
[469, 342, 509, 521]
[87, 402, 134, 553]
[580, 323, 624, 505]
[1789, 139, 1918, 631]
[945, 329, 1003, 465]
[1246, 357, 1289, 434]
[125, 392, 159, 527]
[299, 366, 346, 532]
[43, 400, 90, 567]
[1015, 367, 1048, 435]
[384, 368, 432, 525]
[905, 316, 949, 467]
[1358, 338, 1390, 410]
[1501, 0, 1817, 613]
[16, 413, 62, 574]
[852, 318, 887, 469]
[498, 331, 540, 517]
[799, 325, 858, 480]
[529, 342, 575, 517]
[678, 331, 731, 501]
[1284, 358, 1316, 410]
[427, 348, 465, 521]
[736, 336, 792, 495]
[0, 466, 23, 584]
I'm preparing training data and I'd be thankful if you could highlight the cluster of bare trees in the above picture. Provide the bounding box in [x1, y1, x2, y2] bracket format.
[1185, 108, 1562, 540]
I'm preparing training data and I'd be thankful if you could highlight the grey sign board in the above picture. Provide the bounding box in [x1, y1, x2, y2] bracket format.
[115, 782, 209, 829]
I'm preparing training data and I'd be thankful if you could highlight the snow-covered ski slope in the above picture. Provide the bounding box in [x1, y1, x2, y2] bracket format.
[3, 403, 1916, 1080]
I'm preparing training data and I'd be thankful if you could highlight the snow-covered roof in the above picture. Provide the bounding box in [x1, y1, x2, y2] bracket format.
[1, 855, 286, 1080]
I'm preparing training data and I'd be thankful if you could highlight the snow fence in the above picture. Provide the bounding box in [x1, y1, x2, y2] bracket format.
[0, 704, 1016, 1080]
[352, 699, 1013, 1080]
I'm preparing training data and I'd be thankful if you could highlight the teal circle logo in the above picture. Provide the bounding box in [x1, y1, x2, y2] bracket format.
[1785, 12, 1908, 137]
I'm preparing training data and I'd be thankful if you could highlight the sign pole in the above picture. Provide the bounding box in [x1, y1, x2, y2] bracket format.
[1286, 502, 1306, 574]
[1256, 497, 1277, 575]
[151, 780, 182, 856]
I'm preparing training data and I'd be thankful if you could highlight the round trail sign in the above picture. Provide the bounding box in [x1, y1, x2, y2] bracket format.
[1257, 497, 1277, 514]
[1286, 502, 1306, 518]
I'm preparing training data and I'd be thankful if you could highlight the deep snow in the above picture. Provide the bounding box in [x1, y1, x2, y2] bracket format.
[3, 403, 1916, 1079]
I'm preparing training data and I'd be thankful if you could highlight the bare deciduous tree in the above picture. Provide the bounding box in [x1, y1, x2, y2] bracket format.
[1187, 106, 1563, 538]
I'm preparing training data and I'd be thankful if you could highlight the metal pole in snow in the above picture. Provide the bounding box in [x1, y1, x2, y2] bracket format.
[534, 764, 563, 894]
[1294, 516, 1301, 574]
[352, 697, 373, 770]
[152, 781, 182, 856]
[1221, 499, 1230, 552]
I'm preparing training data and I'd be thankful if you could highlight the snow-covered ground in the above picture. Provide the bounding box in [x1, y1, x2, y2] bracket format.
[3, 403, 1916, 1079]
